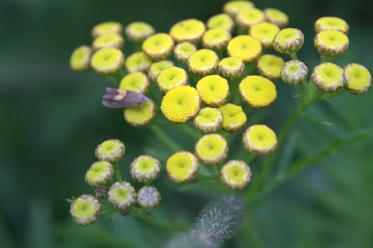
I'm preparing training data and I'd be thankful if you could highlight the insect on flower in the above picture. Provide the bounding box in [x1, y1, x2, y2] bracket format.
[102, 87, 149, 108]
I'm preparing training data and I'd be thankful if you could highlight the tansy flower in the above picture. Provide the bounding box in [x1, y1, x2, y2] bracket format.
[125, 22, 155, 42]
[314, 30, 349, 57]
[130, 155, 161, 182]
[90, 47, 124, 75]
[257, 54, 285, 80]
[196, 75, 229, 106]
[243, 125, 278, 155]
[95, 139, 125, 162]
[92, 33, 124, 50]
[137, 186, 161, 209]
[92, 21, 122, 37]
[85, 161, 113, 187]
[120, 72, 150, 93]
[273, 28, 304, 54]
[344, 63, 371, 95]
[227, 35, 262, 64]
[194, 107, 223, 133]
[218, 57, 245, 78]
[202, 28, 232, 50]
[236, 8, 265, 29]
[142, 33, 174, 60]
[124, 100, 156, 127]
[315, 17, 349, 34]
[166, 151, 199, 183]
[70, 45, 92, 72]
[170, 19, 206, 43]
[108, 182, 136, 210]
[219, 103, 247, 132]
[207, 13, 235, 33]
[195, 134, 228, 165]
[281, 60, 308, 85]
[157, 66, 188, 92]
[125, 52, 152, 73]
[250, 22, 280, 48]
[188, 49, 219, 75]
[161, 85, 200, 123]
[239, 75, 277, 108]
[264, 8, 289, 28]
[174, 42, 197, 63]
[312, 62, 345, 92]
[223, 1, 255, 17]
[148, 60, 174, 82]
[221, 160, 251, 190]
[70, 195, 101, 226]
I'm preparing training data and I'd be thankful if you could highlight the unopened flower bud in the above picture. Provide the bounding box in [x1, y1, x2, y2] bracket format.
[312, 62, 345, 92]
[273, 28, 304, 54]
[70, 195, 101, 226]
[130, 155, 161, 182]
[137, 186, 161, 209]
[344, 63, 371, 95]
[195, 134, 228, 165]
[108, 182, 136, 210]
[243, 125, 278, 155]
[95, 139, 125, 162]
[85, 161, 113, 187]
[221, 160, 251, 190]
[281, 60, 308, 85]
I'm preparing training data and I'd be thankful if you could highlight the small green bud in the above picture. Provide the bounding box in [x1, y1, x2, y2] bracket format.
[108, 182, 136, 210]
[281, 60, 309, 85]
[273, 28, 304, 54]
[95, 139, 125, 162]
[137, 186, 161, 209]
[85, 161, 113, 187]
[130, 155, 161, 182]
[70, 195, 101, 226]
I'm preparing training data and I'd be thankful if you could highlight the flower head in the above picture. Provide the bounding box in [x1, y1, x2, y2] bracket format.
[95, 139, 125, 162]
[281, 60, 309, 85]
[170, 19, 206, 43]
[137, 186, 161, 209]
[207, 13, 234, 33]
[142, 33, 174, 59]
[202, 28, 232, 50]
[221, 160, 251, 190]
[315, 17, 349, 34]
[157, 66, 188, 92]
[108, 182, 136, 210]
[273, 28, 304, 54]
[194, 107, 223, 133]
[70, 46, 92, 72]
[239, 75, 277, 108]
[90, 47, 124, 75]
[196, 75, 229, 106]
[344, 63, 371, 95]
[125, 52, 152, 73]
[174, 42, 197, 63]
[148, 60, 174, 82]
[314, 30, 349, 57]
[195, 134, 228, 165]
[188, 49, 219, 75]
[312, 62, 345, 92]
[218, 57, 245, 78]
[223, 1, 254, 17]
[119, 72, 150, 93]
[243, 125, 277, 155]
[92, 33, 124, 50]
[219, 104, 247, 132]
[161, 86, 200, 123]
[264, 8, 289, 27]
[257, 54, 285, 80]
[130, 155, 161, 182]
[236, 8, 265, 29]
[125, 22, 155, 42]
[85, 161, 113, 187]
[227, 35, 262, 64]
[250, 22, 280, 48]
[92, 22, 122, 37]
[124, 100, 156, 127]
[70, 195, 101, 226]
[166, 151, 199, 183]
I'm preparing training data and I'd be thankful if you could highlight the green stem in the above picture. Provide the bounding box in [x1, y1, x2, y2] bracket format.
[247, 153, 256, 164]
[149, 124, 182, 153]
[290, 52, 298, 60]
[113, 161, 123, 181]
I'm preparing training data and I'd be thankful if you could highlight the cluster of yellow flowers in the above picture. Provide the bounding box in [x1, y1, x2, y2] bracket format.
[69, 0, 371, 225]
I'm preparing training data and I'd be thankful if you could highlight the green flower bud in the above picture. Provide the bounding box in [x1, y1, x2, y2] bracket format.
[130, 155, 161, 182]
[70, 195, 101, 226]
[85, 161, 113, 187]
[95, 139, 125, 162]
[281, 60, 308, 85]
[108, 182, 136, 210]
[273, 28, 304, 54]
[137, 186, 161, 209]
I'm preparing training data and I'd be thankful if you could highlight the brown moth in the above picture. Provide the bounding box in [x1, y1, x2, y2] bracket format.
[102, 88, 149, 108]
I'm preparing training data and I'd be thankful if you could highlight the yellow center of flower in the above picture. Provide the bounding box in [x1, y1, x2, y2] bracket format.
[244, 125, 277, 154]
[250, 22, 280, 47]
[219, 103, 247, 132]
[85, 161, 112, 186]
[125, 52, 152, 73]
[149, 60, 174, 78]
[134, 156, 158, 174]
[197, 75, 229, 106]
[313, 63, 344, 90]
[257, 54, 285, 79]
[224, 1, 254, 16]
[142, 33, 174, 59]
[92, 22, 122, 37]
[170, 19, 206, 42]
[126, 22, 154, 40]
[316, 30, 349, 48]
[227, 35, 262, 63]
[71, 197, 97, 219]
[275, 28, 301, 44]
[92, 33, 124, 50]
[315, 17, 349, 33]
[264, 8, 289, 27]
[194, 107, 222, 129]
[174, 42, 197, 61]
[166, 152, 199, 183]
[236, 8, 265, 27]
[207, 13, 234, 32]
[90, 47, 123, 74]
[344, 64, 371, 93]
[203, 28, 231, 49]
[239, 76, 277, 108]
[120, 72, 149, 93]
[188, 49, 219, 74]
[70, 46, 92, 71]
[157, 66, 188, 92]
[195, 134, 227, 164]
[124, 101, 155, 127]
[221, 160, 251, 189]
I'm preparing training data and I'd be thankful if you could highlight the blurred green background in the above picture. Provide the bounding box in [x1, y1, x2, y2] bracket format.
[1, 0, 373, 247]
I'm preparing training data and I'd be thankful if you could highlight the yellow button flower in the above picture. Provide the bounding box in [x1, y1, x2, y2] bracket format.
[223, 1, 255, 17]
[195, 134, 228, 165]
[207, 13, 234, 33]
[70, 195, 100, 226]
[188, 49, 219, 75]
[239, 76, 277, 108]
[85, 161, 113, 187]
[174, 42, 197, 63]
[194, 107, 223, 133]
[219, 103, 247, 132]
[161, 85, 201, 123]
[315, 17, 349, 34]
[250, 22, 280, 48]
[243, 125, 278, 155]
[314, 30, 349, 57]
[218, 57, 245, 78]
[120, 72, 150, 93]
[221, 160, 251, 190]
[124, 100, 155, 127]
[264, 8, 289, 28]
[92, 33, 124, 50]
[157, 66, 188, 92]
[148, 60, 174, 82]
[142, 33, 174, 59]
[197, 75, 229, 106]
[130, 155, 161, 182]
[166, 151, 199, 183]
[312, 62, 345, 92]
[125, 22, 155, 42]
[257, 54, 285, 80]
[70, 46, 92, 72]
[125, 52, 152, 73]
[90, 47, 124, 75]
[92, 21, 122, 37]
[202, 28, 232, 50]
[95, 139, 125, 162]
[227, 35, 262, 64]
[344, 63, 371, 95]
[273, 28, 304, 54]
[236, 8, 265, 29]
[170, 19, 206, 43]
